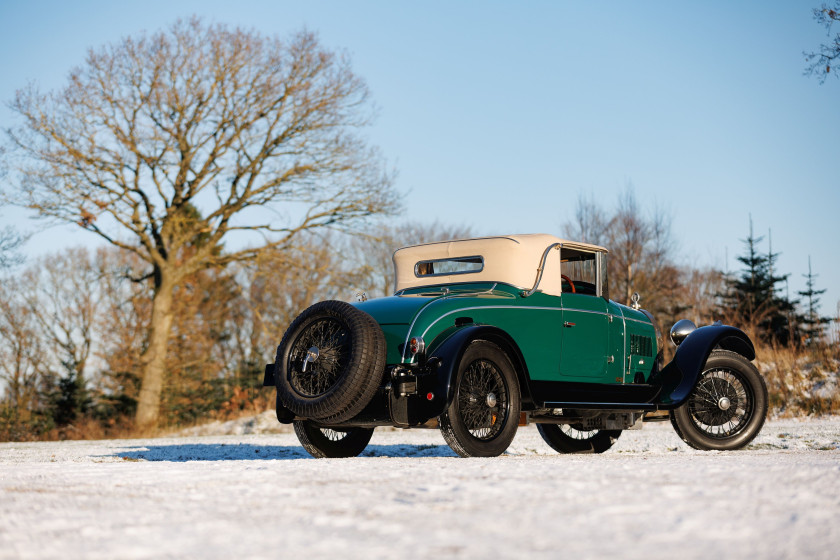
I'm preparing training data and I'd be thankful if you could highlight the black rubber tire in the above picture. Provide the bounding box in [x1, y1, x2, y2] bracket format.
[275, 394, 294, 424]
[536, 424, 621, 454]
[439, 340, 521, 457]
[670, 350, 768, 451]
[275, 300, 386, 424]
[294, 420, 374, 458]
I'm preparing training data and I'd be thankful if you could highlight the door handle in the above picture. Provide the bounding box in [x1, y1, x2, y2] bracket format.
[564, 322, 576, 328]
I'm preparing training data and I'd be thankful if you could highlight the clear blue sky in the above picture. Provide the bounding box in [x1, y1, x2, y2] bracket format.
[1, 1, 838, 320]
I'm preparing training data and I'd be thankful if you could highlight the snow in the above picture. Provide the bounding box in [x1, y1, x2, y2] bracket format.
[2, 418, 839, 560]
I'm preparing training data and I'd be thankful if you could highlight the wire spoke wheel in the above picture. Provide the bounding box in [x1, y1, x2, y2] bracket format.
[561, 425, 600, 440]
[671, 350, 768, 451]
[537, 422, 621, 454]
[439, 341, 521, 457]
[457, 359, 508, 440]
[293, 420, 374, 458]
[320, 428, 350, 442]
[288, 317, 351, 397]
[275, 300, 386, 424]
[688, 368, 751, 438]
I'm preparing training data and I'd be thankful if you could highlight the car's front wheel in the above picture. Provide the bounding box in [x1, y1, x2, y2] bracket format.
[293, 420, 374, 458]
[670, 350, 768, 450]
[536, 424, 621, 454]
[439, 340, 521, 457]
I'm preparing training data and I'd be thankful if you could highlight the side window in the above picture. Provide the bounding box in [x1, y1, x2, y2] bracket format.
[415, 256, 484, 277]
[560, 249, 598, 296]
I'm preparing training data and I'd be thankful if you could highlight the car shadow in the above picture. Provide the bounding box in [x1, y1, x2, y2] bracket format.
[109, 443, 457, 462]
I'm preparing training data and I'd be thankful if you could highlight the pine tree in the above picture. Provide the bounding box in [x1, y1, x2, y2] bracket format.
[720, 217, 800, 345]
[797, 256, 830, 345]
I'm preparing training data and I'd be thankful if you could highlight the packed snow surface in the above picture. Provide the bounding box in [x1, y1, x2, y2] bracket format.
[2, 417, 839, 559]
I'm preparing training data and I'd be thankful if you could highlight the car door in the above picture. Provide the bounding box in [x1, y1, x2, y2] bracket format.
[559, 292, 610, 382]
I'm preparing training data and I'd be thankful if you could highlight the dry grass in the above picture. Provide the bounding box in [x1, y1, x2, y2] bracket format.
[757, 343, 840, 417]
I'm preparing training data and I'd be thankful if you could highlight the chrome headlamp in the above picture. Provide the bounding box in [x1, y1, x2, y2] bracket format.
[669, 319, 697, 347]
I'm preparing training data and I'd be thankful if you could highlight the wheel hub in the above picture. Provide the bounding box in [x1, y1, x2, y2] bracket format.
[718, 396, 731, 411]
[301, 346, 320, 372]
[486, 392, 497, 407]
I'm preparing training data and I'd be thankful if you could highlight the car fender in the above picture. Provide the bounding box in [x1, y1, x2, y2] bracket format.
[422, 325, 533, 418]
[653, 324, 755, 409]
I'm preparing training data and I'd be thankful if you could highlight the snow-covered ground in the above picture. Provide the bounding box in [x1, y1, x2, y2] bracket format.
[1, 417, 839, 560]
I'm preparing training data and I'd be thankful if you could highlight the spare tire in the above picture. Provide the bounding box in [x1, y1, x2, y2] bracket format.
[275, 300, 386, 423]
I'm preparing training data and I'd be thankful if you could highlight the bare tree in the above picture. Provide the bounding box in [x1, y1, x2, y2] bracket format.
[94, 247, 149, 418]
[0, 214, 24, 271]
[606, 185, 652, 305]
[0, 228, 22, 270]
[22, 249, 98, 384]
[347, 221, 475, 298]
[0, 281, 45, 424]
[4, 19, 398, 427]
[562, 192, 610, 247]
[234, 233, 367, 371]
[562, 186, 684, 314]
[805, 2, 840, 82]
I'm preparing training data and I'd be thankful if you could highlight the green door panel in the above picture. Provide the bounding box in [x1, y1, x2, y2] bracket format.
[559, 294, 610, 383]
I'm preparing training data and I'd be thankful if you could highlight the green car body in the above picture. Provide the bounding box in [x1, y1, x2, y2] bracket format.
[357, 283, 657, 386]
[268, 234, 768, 458]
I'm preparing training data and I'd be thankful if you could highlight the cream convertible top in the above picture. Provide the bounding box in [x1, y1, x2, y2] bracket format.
[392, 234, 607, 297]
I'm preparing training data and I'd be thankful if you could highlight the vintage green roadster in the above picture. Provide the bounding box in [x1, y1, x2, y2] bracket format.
[264, 234, 768, 457]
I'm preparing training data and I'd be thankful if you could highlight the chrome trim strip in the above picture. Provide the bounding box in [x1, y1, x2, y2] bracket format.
[596, 253, 602, 298]
[621, 309, 628, 381]
[563, 307, 610, 317]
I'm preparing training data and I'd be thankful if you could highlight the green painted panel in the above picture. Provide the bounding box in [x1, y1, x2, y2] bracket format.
[621, 304, 657, 382]
[402, 286, 564, 379]
[357, 282, 656, 389]
[354, 295, 432, 325]
[378, 323, 409, 364]
[559, 294, 609, 382]
[606, 300, 626, 382]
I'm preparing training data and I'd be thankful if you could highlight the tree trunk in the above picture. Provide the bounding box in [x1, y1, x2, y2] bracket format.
[135, 273, 175, 429]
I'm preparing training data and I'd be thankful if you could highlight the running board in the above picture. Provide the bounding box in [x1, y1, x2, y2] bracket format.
[542, 401, 659, 411]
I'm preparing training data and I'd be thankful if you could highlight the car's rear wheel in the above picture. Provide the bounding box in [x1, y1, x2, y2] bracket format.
[439, 341, 521, 457]
[536, 423, 621, 454]
[275, 300, 385, 424]
[670, 350, 767, 450]
[293, 420, 374, 458]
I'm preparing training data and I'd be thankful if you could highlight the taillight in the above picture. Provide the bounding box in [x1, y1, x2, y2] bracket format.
[407, 336, 425, 357]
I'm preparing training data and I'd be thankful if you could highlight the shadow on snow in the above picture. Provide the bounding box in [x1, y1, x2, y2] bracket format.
[109, 443, 457, 462]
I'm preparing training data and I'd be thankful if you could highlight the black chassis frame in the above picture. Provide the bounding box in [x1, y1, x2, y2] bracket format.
[265, 322, 755, 429]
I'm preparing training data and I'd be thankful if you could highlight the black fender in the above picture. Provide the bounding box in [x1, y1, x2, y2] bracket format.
[653, 324, 755, 409]
[417, 325, 533, 420]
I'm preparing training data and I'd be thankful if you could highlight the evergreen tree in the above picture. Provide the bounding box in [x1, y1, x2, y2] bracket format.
[797, 256, 830, 345]
[720, 217, 800, 345]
